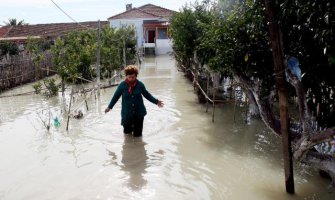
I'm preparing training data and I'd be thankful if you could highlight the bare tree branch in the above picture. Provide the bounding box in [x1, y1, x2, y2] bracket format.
[286, 68, 313, 136]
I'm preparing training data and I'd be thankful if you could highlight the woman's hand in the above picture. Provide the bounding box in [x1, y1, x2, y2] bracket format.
[105, 108, 111, 114]
[157, 100, 164, 108]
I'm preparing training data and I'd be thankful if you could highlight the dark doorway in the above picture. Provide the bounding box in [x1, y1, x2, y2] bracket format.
[148, 30, 156, 43]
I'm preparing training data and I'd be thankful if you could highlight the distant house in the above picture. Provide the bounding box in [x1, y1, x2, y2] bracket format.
[0, 21, 108, 50]
[108, 3, 176, 55]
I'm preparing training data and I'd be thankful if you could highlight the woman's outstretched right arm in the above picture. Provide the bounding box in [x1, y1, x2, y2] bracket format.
[105, 84, 123, 113]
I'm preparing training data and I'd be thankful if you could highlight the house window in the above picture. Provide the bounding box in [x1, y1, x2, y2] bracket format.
[158, 28, 168, 39]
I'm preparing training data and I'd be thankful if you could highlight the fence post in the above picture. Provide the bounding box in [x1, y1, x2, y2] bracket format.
[264, 0, 295, 193]
[66, 86, 73, 131]
[212, 75, 216, 123]
[96, 20, 101, 98]
[206, 72, 209, 112]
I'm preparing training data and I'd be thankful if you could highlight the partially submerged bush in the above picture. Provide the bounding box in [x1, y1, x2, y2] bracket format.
[32, 78, 59, 97]
[43, 78, 59, 97]
[32, 82, 42, 94]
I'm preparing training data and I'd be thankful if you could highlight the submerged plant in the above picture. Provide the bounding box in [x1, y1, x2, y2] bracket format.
[32, 82, 42, 94]
[32, 78, 59, 97]
[43, 78, 59, 97]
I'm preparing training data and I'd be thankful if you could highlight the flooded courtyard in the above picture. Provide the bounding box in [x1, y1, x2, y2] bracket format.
[0, 55, 334, 200]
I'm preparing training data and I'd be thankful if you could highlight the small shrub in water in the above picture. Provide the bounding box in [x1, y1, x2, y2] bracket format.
[32, 82, 42, 94]
[43, 78, 59, 97]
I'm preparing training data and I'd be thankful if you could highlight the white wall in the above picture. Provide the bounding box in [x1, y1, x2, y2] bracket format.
[155, 39, 173, 55]
[110, 18, 165, 49]
[109, 19, 143, 48]
[109, 18, 172, 55]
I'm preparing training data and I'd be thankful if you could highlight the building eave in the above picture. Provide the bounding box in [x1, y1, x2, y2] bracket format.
[0, 36, 41, 41]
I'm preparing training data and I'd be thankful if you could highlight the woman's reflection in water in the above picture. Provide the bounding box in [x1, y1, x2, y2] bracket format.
[121, 135, 148, 191]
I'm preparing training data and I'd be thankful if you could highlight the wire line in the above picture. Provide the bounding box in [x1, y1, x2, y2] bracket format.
[49, 0, 95, 30]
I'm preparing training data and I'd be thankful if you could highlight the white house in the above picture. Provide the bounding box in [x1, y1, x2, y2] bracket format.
[108, 4, 175, 55]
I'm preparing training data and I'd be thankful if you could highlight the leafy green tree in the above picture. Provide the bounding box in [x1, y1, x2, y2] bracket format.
[279, 0, 335, 126]
[100, 25, 136, 78]
[170, 0, 335, 184]
[26, 37, 53, 79]
[171, 0, 334, 124]
[170, 5, 199, 68]
[26, 37, 52, 63]
[0, 41, 19, 57]
[100, 26, 121, 77]
[51, 25, 136, 84]
[116, 25, 137, 66]
[51, 30, 96, 84]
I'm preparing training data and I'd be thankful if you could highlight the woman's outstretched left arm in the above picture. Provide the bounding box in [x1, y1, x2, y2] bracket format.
[142, 84, 164, 107]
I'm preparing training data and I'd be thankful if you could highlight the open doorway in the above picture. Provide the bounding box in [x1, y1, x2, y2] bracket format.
[148, 30, 156, 43]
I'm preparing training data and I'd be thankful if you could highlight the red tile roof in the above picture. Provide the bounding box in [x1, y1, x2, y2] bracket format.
[1, 21, 109, 39]
[108, 4, 175, 20]
[108, 8, 158, 20]
[138, 4, 175, 18]
[0, 26, 11, 37]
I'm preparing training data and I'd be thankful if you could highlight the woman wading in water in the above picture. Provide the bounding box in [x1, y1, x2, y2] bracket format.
[105, 65, 164, 137]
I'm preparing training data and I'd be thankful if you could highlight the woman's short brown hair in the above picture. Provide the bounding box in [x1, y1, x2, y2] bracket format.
[124, 65, 139, 76]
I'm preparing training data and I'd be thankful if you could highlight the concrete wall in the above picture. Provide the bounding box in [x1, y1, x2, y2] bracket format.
[110, 18, 165, 48]
[109, 19, 143, 48]
[109, 18, 172, 55]
[156, 39, 173, 55]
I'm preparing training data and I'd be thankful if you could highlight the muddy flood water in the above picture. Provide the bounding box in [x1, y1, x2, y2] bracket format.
[0, 55, 334, 200]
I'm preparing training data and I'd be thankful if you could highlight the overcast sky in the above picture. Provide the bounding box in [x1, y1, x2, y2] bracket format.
[0, 0, 193, 25]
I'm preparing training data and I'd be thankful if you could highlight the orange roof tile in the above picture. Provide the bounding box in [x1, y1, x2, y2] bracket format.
[108, 8, 159, 20]
[0, 26, 11, 37]
[138, 4, 175, 18]
[3, 21, 108, 39]
[108, 4, 175, 20]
